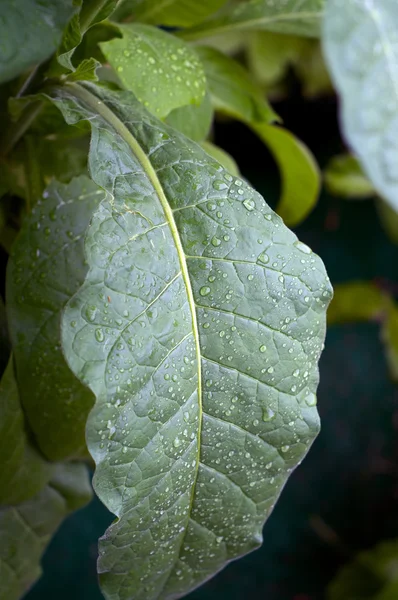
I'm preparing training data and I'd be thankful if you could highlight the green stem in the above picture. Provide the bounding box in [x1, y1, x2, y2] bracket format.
[1, 101, 43, 157]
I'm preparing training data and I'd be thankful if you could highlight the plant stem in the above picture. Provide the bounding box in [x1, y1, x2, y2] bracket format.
[1, 101, 43, 157]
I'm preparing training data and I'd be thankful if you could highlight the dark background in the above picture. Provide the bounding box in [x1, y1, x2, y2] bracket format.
[24, 93, 398, 600]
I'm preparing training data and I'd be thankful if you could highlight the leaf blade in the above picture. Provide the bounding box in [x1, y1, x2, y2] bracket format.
[52, 82, 332, 599]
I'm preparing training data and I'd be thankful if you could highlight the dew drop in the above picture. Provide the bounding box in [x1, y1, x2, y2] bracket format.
[259, 344, 267, 353]
[199, 286, 211, 297]
[262, 407, 275, 422]
[243, 199, 255, 211]
[95, 328, 104, 343]
[211, 236, 221, 247]
[258, 253, 269, 264]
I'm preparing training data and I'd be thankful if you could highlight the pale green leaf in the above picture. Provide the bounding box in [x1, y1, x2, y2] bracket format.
[323, 0, 398, 213]
[6, 176, 104, 460]
[328, 540, 398, 600]
[196, 46, 279, 123]
[100, 24, 206, 118]
[50, 81, 332, 599]
[294, 40, 333, 97]
[165, 92, 214, 141]
[377, 199, 398, 245]
[324, 154, 376, 199]
[180, 0, 325, 41]
[0, 0, 76, 84]
[327, 281, 386, 326]
[200, 140, 240, 175]
[0, 463, 92, 600]
[253, 123, 320, 226]
[114, 0, 229, 27]
[65, 58, 100, 82]
[0, 357, 53, 506]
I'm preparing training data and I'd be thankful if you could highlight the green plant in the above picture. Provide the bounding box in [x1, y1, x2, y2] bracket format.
[1, 1, 396, 599]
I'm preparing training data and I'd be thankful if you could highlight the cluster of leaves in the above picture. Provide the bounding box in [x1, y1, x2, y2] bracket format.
[0, 0, 396, 599]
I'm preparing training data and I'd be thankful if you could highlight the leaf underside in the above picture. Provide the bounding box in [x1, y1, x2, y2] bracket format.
[49, 82, 332, 600]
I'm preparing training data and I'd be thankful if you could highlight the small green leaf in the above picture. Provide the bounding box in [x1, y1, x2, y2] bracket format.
[376, 199, 398, 245]
[165, 92, 214, 141]
[200, 140, 239, 175]
[65, 57, 100, 82]
[180, 0, 325, 41]
[253, 123, 320, 226]
[6, 176, 104, 460]
[328, 540, 398, 600]
[0, 0, 77, 84]
[0, 462, 92, 600]
[0, 357, 53, 506]
[246, 32, 307, 88]
[327, 282, 386, 326]
[114, 0, 229, 27]
[324, 154, 376, 199]
[100, 24, 206, 118]
[196, 46, 279, 123]
[51, 81, 332, 599]
[53, 0, 118, 74]
[323, 0, 398, 213]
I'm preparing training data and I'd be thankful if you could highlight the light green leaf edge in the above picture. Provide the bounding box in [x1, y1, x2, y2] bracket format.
[200, 141, 239, 176]
[179, 0, 325, 41]
[50, 81, 332, 599]
[322, 0, 398, 213]
[100, 24, 206, 119]
[0, 462, 92, 600]
[6, 176, 105, 461]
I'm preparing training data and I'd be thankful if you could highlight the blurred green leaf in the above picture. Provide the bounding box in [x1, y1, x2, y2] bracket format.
[327, 282, 386, 326]
[100, 24, 206, 118]
[376, 199, 398, 245]
[0, 0, 77, 84]
[246, 32, 307, 88]
[0, 462, 92, 600]
[181, 0, 325, 41]
[114, 0, 229, 27]
[382, 304, 398, 382]
[0, 357, 53, 506]
[328, 540, 398, 600]
[253, 123, 320, 226]
[200, 140, 239, 175]
[323, 0, 398, 214]
[196, 45, 279, 123]
[0, 298, 10, 379]
[324, 154, 375, 199]
[165, 92, 213, 141]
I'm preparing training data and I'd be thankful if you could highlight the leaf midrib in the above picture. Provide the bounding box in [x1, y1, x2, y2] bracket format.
[63, 82, 203, 584]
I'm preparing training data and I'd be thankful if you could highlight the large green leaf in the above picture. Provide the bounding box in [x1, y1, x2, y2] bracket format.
[180, 0, 325, 41]
[0, 0, 76, 84]
[6, 176, 104, 460]
[327, 282, 386, 326]
[0, 357, 53, 506]
[114, 0, 229, 27]
[253, 123, 321, 226]
[0, 462, 92, 600]
[100, 24, 206, 118]
[50, 81, 332, 599]
[323, 0, 398, 213]
[195, 46, 278, 123]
